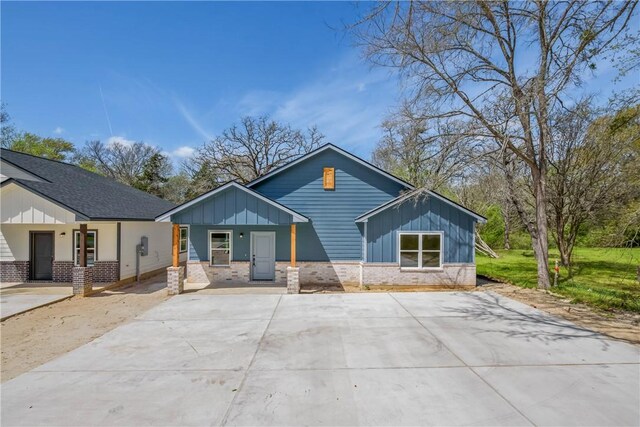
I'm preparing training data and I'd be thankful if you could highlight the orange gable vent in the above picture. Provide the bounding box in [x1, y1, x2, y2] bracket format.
[323, 167, 335, 190]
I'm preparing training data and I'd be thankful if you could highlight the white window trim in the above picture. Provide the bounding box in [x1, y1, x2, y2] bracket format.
[398, 231, 444, 270]
[179, 226, 189, 254]
[208, 230, 232, 267]
[73, 230, 97, 267]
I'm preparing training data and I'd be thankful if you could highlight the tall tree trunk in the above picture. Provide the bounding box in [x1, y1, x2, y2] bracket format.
[503, 208, 511, 250]
[532, 168, 551, 289]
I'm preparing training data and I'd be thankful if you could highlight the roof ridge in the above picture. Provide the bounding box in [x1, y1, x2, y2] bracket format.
[0, 147, 80, 168]
[246, 143, 414, 189]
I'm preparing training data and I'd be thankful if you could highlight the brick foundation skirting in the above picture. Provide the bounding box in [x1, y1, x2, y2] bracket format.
[53, 261, 74, 282]
[361, 263, 476, 287]
[92, 261, 120, 282]
[0, 261, 30, 282]
[52, 261, 119, 283]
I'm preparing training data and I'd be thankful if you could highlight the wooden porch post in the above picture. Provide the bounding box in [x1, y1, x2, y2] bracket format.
[290, 223, 296, 267]
[79, 223, 87, 268]
[172, 223, 180, 268]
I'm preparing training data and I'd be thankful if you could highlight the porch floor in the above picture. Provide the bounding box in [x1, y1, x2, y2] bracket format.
[184, 281, 286, 295]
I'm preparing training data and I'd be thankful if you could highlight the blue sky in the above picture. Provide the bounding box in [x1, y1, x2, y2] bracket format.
[2, 2, 637, 163]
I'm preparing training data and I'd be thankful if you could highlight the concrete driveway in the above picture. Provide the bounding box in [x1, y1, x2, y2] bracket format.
[0, 282, 72, 320]
[1, 292, 638, 426]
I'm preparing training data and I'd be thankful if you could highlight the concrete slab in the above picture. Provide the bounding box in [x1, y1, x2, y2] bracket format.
[2, 292, 639, 426]
[253, 317, 463, 370]
[1, 370, 244, 427]
[0, 294, 70, 320]
[274, 293, 410, 319]
[224, 368, 532, 426]
[35, 319, 269, 372]
[416, 314, 640, 366]
[474, 364, 640, 426]
[138, 294, 281, 320]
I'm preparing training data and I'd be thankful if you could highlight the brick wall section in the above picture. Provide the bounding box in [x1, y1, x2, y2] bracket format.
[93, 261, 119, 283]
[53, 261, 74, 282]
[0, 261, 29, 282]
[167, 266, 184, 295]
[187, 261, 289, 285]
[52, 261, 118, 283]
[361, 263, 476, 287]
[297, 262, 361, 286]
[287, 267, 300, 294]
[72, 266, 93, 296]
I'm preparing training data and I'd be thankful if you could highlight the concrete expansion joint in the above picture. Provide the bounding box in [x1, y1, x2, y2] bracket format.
[219, 295, 283, 426]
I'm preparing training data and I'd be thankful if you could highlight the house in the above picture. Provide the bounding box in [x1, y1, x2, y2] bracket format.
[0, 149, 181, 293]
[157, 144, 485, 291]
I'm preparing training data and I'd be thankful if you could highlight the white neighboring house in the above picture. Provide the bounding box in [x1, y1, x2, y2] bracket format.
[0, 149, 186, 284]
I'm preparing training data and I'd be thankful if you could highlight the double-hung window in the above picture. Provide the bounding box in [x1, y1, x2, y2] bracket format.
[399, 232, 442, 269]
[179, 227, 188, 253]
[209, 231, 231, 266]
[74, 230, 97, 266]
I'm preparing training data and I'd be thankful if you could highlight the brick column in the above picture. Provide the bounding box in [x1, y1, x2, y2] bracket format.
[287, 267, 300, 294]
[72, 266, 93, 296]
[167, 266, 184, 295]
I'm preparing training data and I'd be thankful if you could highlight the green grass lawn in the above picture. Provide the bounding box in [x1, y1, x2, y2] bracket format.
[476, 247, 640, 313]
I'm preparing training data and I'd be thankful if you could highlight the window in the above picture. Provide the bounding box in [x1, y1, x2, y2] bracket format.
[74, 230, 97, 266]
[179, 227, 188, 253]
[399, 232, 442, 269]
[209, 231, 231, 266]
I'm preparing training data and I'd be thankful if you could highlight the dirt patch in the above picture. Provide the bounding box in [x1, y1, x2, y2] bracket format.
[1, 275, 170, 383]
[478, 280, 640, 344]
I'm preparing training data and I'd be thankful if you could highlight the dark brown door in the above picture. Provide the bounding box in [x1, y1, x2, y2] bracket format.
[31, 232, 54, 280]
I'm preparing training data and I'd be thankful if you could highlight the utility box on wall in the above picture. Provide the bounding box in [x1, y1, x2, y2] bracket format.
[139, 236, 149, 256]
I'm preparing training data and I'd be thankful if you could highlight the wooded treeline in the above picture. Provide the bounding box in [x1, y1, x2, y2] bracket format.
[0, 110, 323, 203]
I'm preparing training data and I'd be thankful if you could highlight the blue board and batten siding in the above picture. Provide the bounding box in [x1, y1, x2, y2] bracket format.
[170, 185, 294, 226]
[187, 225, 291, 262]
[365, 195, 475, 264]
[250, 149, 408, 261]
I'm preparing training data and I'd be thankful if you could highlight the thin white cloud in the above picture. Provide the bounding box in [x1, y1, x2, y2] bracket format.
[172, 146, 195, 158]
[107, 136, 135, 148]
[175, 100, 213, 141]
[53, 127, 65, 135]
[234, 54, 401, 155]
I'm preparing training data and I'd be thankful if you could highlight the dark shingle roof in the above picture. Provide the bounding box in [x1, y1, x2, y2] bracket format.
[1, 149, 175, 221]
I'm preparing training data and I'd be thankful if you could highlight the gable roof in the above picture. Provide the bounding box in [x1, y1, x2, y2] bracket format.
[0, 149, 175, 221]
[155, 181, 309, 223]
[246, 143, 415, 189]
[355, 188, 487, 223]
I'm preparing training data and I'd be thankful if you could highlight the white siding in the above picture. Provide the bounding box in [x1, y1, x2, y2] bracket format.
[120, 222, 172, 280]
[0, 223, 118, 262]
[1, 183, 76, 224]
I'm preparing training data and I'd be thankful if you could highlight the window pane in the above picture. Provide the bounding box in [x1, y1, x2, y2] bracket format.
[422, 251, 440, 267]
[210, 233, 229, 249]
[400, 251, 419, 268]
[422, 234, 440, 251]
[400, 234, 419, 250]
[180, 228, 188, 239]
[211, 250, 230, 266]
[87, 250, 95, 265]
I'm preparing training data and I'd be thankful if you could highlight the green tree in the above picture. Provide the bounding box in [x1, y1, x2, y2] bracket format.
[133, 152, 172, 198]
[6, 132, 75, 161]
[1, 103, 18, 148]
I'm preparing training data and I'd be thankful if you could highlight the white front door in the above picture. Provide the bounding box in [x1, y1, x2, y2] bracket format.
[251, 232, 275, 281]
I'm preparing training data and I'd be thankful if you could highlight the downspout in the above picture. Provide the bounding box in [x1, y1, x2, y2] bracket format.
[116, 222, 121, 280]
